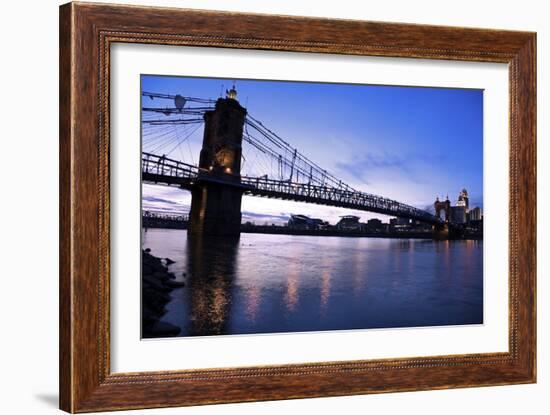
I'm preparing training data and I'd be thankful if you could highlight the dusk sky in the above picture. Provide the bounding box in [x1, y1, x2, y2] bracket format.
[141, 75, 483, 225]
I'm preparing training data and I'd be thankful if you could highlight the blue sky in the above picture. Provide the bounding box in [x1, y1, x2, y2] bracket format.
[141, 75, 483, 225]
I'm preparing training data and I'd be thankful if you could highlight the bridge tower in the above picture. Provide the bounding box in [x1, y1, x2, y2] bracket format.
[433, 196, 451, 239]
[434, 196, 451, 223]
[432, 195, 464, 240]
[188, 87, 247, 237]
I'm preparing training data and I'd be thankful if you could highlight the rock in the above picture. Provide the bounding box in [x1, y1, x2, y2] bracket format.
[142, 305, 158, 326]
[165, 257, 175, 265]
[142, 263, 154, 275]
[153, 271, 171, 281]
[150, 260, 166, 273]
[143, 275, 172, 293]
[142, 288, 170, 314]
[142, 252, 167, 273]
[164, 280, 186, 288]
[141, 250, 182, 338]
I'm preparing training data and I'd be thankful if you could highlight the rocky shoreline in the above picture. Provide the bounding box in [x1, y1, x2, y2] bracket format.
[142, 248, 185, 338]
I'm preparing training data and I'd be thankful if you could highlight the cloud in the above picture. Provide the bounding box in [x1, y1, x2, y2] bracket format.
[241, 210, 290, 224]
[142, 185, 191, 214]
[336, 152, 447, 185]
[142, 195, 181, 205]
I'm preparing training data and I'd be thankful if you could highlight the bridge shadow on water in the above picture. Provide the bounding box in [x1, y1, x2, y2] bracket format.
[184, 235, 240, 336]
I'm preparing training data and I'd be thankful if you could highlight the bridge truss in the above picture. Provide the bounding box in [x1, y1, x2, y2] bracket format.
[142, 153, 439, 224]
[141, 91, 440, 224]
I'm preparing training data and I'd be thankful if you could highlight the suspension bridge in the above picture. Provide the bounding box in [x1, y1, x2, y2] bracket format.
[141, 87, 442, 237]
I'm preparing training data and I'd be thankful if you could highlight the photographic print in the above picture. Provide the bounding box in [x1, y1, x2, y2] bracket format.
[141, 75, 484, 339]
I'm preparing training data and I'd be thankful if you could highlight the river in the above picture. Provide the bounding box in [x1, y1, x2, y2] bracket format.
[142, 229, 483, 337]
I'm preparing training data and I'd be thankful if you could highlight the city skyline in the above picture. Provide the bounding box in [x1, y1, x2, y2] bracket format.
[142, 187, 482, 227]
[142, 75, 483, 224]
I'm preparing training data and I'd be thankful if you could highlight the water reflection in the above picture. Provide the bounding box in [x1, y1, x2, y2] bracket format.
[184, 235, 239, 336]
[143, 229, 483, 337]
[284, 258, 300, 314]
[319, 255, 333, 316]
[244, 285, 262, 323]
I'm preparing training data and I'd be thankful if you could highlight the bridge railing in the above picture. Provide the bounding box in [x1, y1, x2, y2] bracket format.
[140, 152, 439, 224]
[142, 152, 199, 179]
[142, 210, 189, 222]
[241, 175, 439, 224]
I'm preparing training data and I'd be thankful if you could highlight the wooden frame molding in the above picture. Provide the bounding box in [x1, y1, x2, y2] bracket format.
[59, 2, 536, 412]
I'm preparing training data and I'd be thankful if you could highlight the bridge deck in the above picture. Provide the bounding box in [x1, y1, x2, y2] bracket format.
[142, 153, 440, 224]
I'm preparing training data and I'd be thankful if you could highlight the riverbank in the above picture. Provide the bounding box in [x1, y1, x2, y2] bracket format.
[240, 224, 434, 239]
[242, 226, 483, 240]
[142, 249, 186, 338]
[144, 223, 481, 240]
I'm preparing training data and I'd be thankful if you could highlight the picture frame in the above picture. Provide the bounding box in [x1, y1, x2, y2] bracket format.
[59, 2, 536, 412]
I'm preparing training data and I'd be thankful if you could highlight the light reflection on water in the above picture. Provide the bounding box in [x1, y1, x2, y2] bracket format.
[142, 229, 483, 337]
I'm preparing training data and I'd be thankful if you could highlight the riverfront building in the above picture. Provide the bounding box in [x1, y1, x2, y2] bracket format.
[288, 214, 328, 230]
[456, 188, 470, 211]
[434, 188, 482, 225]
[450, 205, 467, 224]
[366, 218, 383, 231]
[336, 215, 363, 231]
[469, 206, 482, 221]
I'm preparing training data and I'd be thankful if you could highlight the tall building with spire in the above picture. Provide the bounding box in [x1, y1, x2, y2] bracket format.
[450, 188, 468, 224]
[456, 188, 469, 213]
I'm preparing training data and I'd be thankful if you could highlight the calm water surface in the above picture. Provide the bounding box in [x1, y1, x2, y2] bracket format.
[143, 229, 483, 337]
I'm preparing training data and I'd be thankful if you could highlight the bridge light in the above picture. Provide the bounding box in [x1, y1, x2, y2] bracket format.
[226, 84, 238, 100]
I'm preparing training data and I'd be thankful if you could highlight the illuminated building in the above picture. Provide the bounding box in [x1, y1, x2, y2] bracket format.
[456, 188, 469, 212]
[450, 206, 467, 224]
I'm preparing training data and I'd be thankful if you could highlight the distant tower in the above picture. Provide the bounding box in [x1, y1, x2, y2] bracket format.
[434, 195, 451, 223]
[457, 188, 469, 212]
